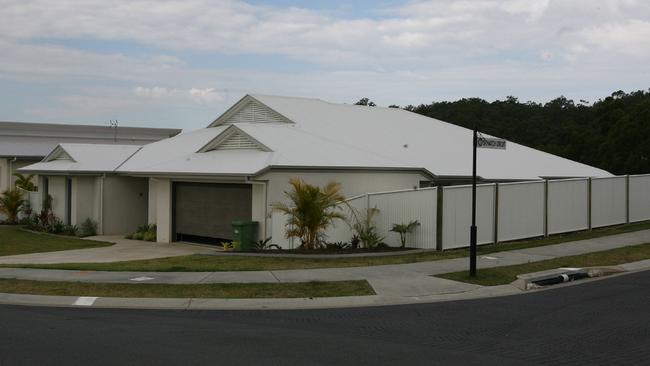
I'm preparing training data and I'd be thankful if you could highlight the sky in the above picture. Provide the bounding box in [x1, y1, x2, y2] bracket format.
[0, 0, 649, 131]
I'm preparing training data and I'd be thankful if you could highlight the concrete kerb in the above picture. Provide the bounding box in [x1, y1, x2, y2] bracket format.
[1, 267, 648, 310]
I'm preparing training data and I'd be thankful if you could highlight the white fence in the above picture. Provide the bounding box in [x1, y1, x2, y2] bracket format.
[497, 180, 545, 242]
[269, 174, 650, 250]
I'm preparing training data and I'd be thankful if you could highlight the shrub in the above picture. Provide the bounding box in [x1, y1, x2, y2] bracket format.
[125, 223, 157, 242]
[348, 207, 384, 249]
[62, 224, 79, 237]
[0, 189, 25, 224]
[79, 218, 98, 237]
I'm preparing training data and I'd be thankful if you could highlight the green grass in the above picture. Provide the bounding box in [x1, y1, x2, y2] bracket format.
[0, 226, 112, 256]
[437, 242, 650, 286]
[0, 279, 374, 298]
[3, 220, 650, 272]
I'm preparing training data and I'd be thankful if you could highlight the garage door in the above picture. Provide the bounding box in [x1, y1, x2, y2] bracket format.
[173, 182, 252, 243]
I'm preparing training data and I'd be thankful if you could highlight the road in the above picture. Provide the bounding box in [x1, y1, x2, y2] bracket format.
[1, 271, 649, 365]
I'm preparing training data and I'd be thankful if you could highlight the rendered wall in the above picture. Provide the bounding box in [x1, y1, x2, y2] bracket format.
[442, 184, 495, 249]
[155, 178, 172, 243]
[102, 176, 148, 235]
[147, 178, 157, 224]
[547, 179, 589, 234]
[497, 181, 545, 242]
[70, 176, 99, 226]
[629, 174, 650, 222]
[47, 176, 67, 220]
[591, 176, 627, 228]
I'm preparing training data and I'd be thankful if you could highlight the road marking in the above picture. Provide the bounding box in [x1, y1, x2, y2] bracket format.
[130, 276, 155, 282]
[480, 256, 499, 260]
[73, 297, 98, 306]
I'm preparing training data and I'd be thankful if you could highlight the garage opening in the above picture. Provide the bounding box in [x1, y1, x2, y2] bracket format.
[172, 182, 252, 244]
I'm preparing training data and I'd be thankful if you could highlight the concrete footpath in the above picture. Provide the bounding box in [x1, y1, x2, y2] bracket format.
[1, 230, 650, 310]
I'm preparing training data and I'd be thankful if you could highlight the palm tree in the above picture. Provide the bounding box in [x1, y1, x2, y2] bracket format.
[272, 178, 346, 250]
[390, 220, 420, 248]
[0, 189, 25, 224]
[13, 173, 36, 191]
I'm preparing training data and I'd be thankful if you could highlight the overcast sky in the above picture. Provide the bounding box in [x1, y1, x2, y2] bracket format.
[1, 0, 649, 130]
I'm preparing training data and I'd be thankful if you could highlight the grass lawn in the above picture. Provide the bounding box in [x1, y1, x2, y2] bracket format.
[0, 226, 112, 257]
[2, 220, 650, 272]
[436, 242, 650, 286]
[0, 279, 374, 298]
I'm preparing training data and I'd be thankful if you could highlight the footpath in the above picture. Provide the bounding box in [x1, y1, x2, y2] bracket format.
[1, 230, 649, 310]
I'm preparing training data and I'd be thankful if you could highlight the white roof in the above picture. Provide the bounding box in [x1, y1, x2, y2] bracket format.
[21, 144, 141, 173]
[24, 94, 611, 180]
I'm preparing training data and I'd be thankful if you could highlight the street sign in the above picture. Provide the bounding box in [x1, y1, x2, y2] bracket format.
[477, 137, 506, 149]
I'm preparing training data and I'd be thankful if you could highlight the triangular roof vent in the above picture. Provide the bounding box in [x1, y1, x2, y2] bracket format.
[198, 126, 272, 152]
[209, 95, 292, 127]
[43, 145, 76, 162]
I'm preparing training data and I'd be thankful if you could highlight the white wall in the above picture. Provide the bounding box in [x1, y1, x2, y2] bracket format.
[147, 178, 157, 224]
[154, 178, 172, 243]
[629, 174, 650, 222]
[102, 176, 148, 235]
[442, 184, 495, 249]
[251, 182, 267, 240]
[497, 181, 545, 242]
[47, 176, 67, 220]
[259, 170, 428, 206]
[70, 176, 99, 226]
[547, 178, 589, 234]
[591, 176, 627, 228]
[263, 170, 429, 249]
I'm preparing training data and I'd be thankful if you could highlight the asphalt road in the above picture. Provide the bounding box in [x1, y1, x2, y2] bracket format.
[1, 271, 649, 366]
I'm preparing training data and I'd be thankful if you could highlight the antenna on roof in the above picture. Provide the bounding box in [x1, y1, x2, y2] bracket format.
[109, 120, 118, 143]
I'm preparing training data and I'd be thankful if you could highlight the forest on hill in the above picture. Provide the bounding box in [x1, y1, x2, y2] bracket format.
[359, 89, 650, 175]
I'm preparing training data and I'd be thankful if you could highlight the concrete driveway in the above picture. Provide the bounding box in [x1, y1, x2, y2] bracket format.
[0, 235, 216, 264]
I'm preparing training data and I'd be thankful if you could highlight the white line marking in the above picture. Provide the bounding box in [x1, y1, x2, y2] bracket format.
[130, 276, 155, 282]
[480, 256, 499, 260]
[73, 297, 98, 306]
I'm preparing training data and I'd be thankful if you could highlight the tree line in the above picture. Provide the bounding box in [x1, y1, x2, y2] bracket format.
[356, 89, 650, 175]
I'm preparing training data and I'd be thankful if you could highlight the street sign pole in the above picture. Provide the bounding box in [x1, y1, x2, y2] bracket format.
[470, 126, 478, 277]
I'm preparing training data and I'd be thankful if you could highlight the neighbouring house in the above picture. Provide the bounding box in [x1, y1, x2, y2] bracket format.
[1, 121, 180, 226]
[0, 121, 181, 192]
[21, 94, 611, 243]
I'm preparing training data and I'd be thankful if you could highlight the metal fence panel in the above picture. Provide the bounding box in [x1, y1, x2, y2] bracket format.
[547, 178, 589, 235]
[591, 176, 626, 228]
[442, 184, 495, 250]
[629, 174, 650, 222]
[497, 181, 545, 242]
[368, 188, 437, 249]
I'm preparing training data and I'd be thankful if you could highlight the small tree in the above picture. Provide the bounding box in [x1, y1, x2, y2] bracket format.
[0, 189, 25, 224]
[390, 220, 419, 248]
[13, 173, 36, 191]
[272, 178, 346, 250]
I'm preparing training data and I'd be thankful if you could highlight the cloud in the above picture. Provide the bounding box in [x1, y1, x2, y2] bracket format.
[133, 86, 224, 104]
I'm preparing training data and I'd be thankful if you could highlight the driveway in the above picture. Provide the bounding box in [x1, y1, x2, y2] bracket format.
[0, 235, 215, 264]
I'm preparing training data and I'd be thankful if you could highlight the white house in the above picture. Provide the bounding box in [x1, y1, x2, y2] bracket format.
[22, 94, 611, 243]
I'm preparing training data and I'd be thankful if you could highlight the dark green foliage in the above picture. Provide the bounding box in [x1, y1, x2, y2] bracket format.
[254, 237, 282, 251]
[126, 224, 156, 242]
[79, 218, 98, 237]
[407, 89, 650, 175]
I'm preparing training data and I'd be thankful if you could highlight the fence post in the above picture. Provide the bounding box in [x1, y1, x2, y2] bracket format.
[544, 179, 549, 237]
[493, 183, 499, 244]
[625, 175, 630, 224]
[436, 187, 443, 250]
[587, 177, 591, 230]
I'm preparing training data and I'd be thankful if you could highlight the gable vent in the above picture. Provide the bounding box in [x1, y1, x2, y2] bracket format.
[214, 132, 260, 150]
[224, 100, 287, 125]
